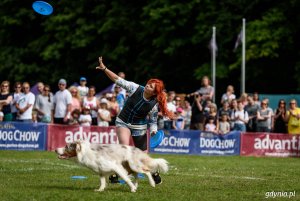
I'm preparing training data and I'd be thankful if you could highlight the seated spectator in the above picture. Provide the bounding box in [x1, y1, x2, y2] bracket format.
[285, 99, 300, 134]
[221, 85, 236, 105]
[219, 114, 230, 134]
[68, 109, 81, 125]
[273, 99, 287, 133]
[205, 116, 217, 133]
[231, 100, 248, 132]
[79, 106, 92, 126]
[244, 95, 259, 132]
[97, 98, 111, 127]
[256, 99, 272, 132]
[172, 107, 185, 130]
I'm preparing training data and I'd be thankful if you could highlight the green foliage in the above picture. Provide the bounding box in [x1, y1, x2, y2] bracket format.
[0, 0, 299, 93]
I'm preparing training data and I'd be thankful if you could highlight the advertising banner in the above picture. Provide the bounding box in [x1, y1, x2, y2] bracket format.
[150, 130, 240, 156]
[241, 133, 300, 157]
[47, 125, 119, 150]
[0, 122, 47, 150]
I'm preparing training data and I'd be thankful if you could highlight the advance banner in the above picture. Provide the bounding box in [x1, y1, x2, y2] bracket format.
[47, 125, 119, 151]
[241, 133, 300, 157]
[150, 130, 240, 156]
[0, 122, 47, 150]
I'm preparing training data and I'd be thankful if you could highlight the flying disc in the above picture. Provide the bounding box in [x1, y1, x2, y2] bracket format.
[150, 130, 165, 148]
[71, 176, 87, 180]
[32, 1, 53, 15]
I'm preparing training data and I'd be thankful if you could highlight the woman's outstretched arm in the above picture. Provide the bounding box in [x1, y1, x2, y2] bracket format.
[96, 56, 119, 83]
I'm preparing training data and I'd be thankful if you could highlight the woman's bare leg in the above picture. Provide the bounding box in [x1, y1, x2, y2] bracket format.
[117, 127, 132, 145]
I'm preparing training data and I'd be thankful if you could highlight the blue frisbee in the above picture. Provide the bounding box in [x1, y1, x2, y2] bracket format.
[32, 1, 53, 16]
[150, 130, 165, 148]
[71, 176, 87, 180]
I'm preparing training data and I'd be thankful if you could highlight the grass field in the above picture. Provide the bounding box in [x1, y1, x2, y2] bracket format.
[0, 151, 299, 201]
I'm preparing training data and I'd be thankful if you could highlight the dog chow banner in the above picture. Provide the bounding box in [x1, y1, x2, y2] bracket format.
[241, 133, 300, 157]
[150, 130, 240, 156]
[47, 125, 119, 151]
[0, 122, 47, 150]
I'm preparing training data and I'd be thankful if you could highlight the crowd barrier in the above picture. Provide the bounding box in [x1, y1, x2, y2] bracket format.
[0, 122, 299, 157]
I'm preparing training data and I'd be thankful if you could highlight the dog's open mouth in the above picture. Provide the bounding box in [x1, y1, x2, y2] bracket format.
[58, 153, 70, 159]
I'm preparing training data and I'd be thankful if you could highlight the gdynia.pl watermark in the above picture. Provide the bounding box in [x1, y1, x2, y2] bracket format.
[265, 191, 296, 199]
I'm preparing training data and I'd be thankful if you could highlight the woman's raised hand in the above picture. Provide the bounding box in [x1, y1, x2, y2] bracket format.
[96, 56, 106, 70]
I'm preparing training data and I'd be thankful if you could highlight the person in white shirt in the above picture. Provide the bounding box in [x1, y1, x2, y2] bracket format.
[79, 106, 92, 126]
[97, 98, 111, 127]
[16, 82, 35, 122]
[231, 100, 249, 132]
[52, 79, 72, 124]
[77, 77, 89, 98]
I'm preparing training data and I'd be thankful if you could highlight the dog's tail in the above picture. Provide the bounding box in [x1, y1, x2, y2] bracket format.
[150, 158, 169, 173]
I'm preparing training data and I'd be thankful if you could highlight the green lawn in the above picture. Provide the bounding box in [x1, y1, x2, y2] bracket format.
[0, 151, 299, 201]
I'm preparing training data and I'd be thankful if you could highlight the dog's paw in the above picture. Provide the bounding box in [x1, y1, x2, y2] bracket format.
[94, 188, 105, 192]
[130, 187, 137, 193]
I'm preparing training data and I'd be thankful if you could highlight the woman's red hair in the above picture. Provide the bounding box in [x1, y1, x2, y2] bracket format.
[147, 79, 174, 119]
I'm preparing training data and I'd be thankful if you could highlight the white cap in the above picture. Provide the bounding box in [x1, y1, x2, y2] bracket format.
[100, 98, 108, 104]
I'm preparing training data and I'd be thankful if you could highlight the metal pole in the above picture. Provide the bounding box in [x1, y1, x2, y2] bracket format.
[212, 26, 216, 102]
[241, 18, 246, 94]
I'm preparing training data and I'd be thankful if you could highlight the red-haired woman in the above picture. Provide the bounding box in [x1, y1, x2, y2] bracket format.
[96, 56, 173, 184]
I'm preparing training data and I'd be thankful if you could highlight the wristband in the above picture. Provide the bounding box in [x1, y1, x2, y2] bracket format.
[103, 67, 107, 71]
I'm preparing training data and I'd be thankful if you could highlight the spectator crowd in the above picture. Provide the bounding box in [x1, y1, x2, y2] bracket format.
[1, 75, 300, 135]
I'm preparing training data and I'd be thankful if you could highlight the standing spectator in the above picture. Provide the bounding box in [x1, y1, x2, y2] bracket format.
[219, 114, 230, 134]
[221, 85, 236, 105]
[114, 85, 125, 111]
[253, 92, 260, 106]
[107, 94, 119, 126]
[79, 106, 92, 126]
[190, 93, 205, 130]
[239, 93, 248, 106]
[111, 72, 127, 98]
[97, 98, 111, 127]
[218, 101, 232, 122]
[256, 100, 272, 132]
[205, 116, 217, 133]
[182, 99, 192, 129]
[69, 86, 82, 112]
[244, 95, 259, 132]
[273, 99, 287, 133]
[195, 76, 214, 101]
[164, 91, 176, 129]
[204, 103, 219, 131]
[230, 99, 238, 130]
[172, 107, 185, 130]
[0, 81, 13, 121]
[36, 82, 44, 95]
[0, 109, 3, 121]
[34, 85, 53, 123]
[11, 82, 23, 121]
[16, 82, 35, 122]
[53, 79, 72, 124]
[231, 100, 249, 132]
[285, 99, 300, 134]
[77, 77, 89, 98]
[82, 86, 99, 126]
[174, 96, 182, 109]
